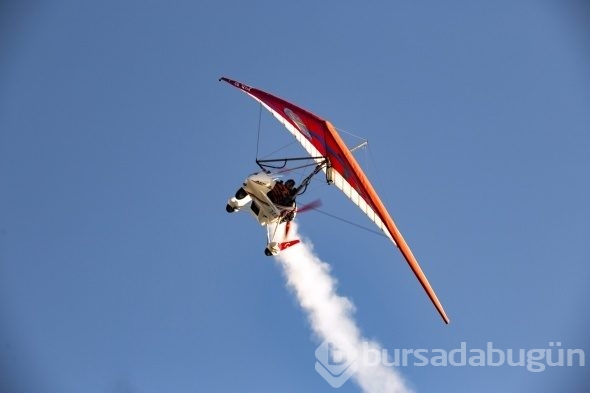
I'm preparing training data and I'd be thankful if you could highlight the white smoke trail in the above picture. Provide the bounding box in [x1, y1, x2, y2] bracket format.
[275, 223, 413, 393]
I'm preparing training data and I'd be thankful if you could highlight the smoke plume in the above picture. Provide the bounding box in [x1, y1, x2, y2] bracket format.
[275, 223, 412, 393]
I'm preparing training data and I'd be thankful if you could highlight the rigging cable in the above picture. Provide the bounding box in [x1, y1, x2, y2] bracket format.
[255, 104, 262, 160]
[313, 208, 387, 238]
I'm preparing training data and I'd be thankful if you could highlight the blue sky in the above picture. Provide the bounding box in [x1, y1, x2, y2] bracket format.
[1, 1, 589, 392]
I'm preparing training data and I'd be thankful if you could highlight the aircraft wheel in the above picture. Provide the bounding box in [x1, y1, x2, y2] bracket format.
[235, 187, 248, 200]
[226, 204, 236, 213]
[264, 248, 273, 256]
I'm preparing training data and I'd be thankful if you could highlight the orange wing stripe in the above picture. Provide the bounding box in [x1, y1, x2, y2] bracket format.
[325, 121, 450, 324]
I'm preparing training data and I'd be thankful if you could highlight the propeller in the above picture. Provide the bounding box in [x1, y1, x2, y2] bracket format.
[295, 199, 322, 213]
[284, 199, 322, 237]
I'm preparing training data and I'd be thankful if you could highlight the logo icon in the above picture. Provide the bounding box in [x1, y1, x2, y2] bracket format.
[315, 333, 358, 388]
[284, 108, 312, 140]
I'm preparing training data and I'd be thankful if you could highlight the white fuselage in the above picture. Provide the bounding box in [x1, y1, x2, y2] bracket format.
[227, 172, 295, 226]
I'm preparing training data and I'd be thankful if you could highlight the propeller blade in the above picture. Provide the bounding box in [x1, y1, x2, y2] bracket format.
[296, 199, 322, 213]
[284, 199, 321, 238]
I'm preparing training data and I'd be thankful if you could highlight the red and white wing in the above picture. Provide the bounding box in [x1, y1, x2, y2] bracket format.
[221, 77, 450, 324]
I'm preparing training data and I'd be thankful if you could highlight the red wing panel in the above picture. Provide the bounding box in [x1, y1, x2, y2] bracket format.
[220, 77, 379, 214]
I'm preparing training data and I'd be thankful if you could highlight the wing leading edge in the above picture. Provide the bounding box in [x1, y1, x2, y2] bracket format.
[220, 77, 450, 324]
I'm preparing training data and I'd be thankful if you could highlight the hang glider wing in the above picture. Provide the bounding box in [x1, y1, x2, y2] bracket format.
[220, 77, 450, 324]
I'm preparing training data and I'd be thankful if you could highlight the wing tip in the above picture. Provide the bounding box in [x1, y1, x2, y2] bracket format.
[439, 309, 450, 325]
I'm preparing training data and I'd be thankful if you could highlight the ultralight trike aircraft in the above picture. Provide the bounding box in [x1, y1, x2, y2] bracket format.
[220, 76, 450, 324]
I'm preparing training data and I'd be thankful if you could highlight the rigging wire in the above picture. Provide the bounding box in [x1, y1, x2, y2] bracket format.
[255, 104, 262, 160]
[336, 126, 368, 143]
[312, 208, 388, 238]
[257, 141, 298, 160]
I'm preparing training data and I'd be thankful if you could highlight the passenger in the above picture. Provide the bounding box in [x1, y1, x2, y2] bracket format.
[268, 179, 297, 206]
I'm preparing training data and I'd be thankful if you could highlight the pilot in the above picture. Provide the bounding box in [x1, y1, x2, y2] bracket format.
[268, 179, 297, 206]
